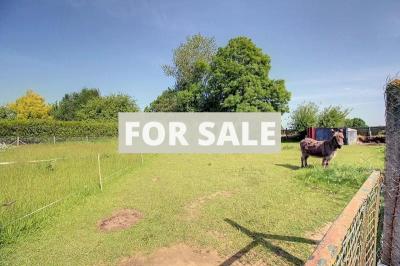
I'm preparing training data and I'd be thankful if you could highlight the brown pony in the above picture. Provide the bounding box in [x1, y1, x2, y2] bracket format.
[300, 129, 345, 168]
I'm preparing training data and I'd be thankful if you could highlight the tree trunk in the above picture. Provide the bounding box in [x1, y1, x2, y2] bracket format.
[382, 79, 400, 265]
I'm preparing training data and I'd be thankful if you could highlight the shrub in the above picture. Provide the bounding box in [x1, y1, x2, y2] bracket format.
[0, 120, 117, 138]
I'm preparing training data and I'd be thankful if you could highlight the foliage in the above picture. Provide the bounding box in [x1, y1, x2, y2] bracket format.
[317, 105, 350, 128]
[148, 34, 215, 112]
[51, 89, 138, 121]
[345, 117, 367, 128]
[76, 94, 139, 120]
[290, 102, 319, 132]
[8, 90, 51, 120]
[145, 85, 204, 112]
[0, 120, 117, 137]
[149, 35, 291, 113]
[162, 34, 217, 90]
[51, 88, 100, 121]
[0, 106, 16, 120]
[205, 37, 291, 112]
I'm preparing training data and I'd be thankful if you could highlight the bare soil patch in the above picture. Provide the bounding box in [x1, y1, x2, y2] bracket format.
[185, 191, 234, 220]
[119, 244, 223, 266]
[306, 222, 333, 243]
[99, 209, 143, 232]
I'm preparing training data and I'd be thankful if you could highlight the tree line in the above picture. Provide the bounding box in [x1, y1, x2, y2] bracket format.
[290, 102, 367, 131]
[0, 89, 139, 121]
[0, 34, 366, 129]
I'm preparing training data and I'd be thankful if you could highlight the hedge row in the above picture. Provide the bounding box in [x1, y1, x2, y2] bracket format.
[0, 120, 118, 137]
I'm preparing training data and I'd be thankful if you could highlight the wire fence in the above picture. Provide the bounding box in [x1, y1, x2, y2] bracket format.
[0, 136, 116, 147]
[305, 171, 383, 266]
[0, 128, 386, 149]
[0, 150, 143, 245]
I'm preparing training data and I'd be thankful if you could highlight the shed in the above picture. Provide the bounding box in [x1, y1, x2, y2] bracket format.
[307, 127, 358, 145]
[346, 128, 357, 145]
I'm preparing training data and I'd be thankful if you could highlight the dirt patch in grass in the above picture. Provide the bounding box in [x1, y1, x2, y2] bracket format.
[185, 191, 234, 220]
[306, 222, 333, 243]
[99, 209, 143, 232]
[119, 243, 223, 266]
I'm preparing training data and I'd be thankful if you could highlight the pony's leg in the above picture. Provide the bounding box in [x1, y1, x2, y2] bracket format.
[323, 159, 330, 168]
[301, 156, 304, 168]
[304, 155, 309, 167]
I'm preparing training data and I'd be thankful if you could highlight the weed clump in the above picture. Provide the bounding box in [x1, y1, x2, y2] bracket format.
[296, 164, 372, 194]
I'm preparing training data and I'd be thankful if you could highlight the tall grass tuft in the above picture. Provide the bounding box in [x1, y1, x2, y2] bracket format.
[296, 164, 373, 194]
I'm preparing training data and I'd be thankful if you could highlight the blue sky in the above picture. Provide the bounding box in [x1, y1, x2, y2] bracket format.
[0, 0, 399, 126]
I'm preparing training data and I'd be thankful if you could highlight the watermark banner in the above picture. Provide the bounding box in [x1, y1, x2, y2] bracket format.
[119, 112, 281, 153]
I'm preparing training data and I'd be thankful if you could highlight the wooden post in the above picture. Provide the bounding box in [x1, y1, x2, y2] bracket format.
[382, 79, 400, 265]
[86, 136, 88, 142]
[97, 154, 103, 191]
[53, 136, 56, 144]
[17, 136, 19, 146]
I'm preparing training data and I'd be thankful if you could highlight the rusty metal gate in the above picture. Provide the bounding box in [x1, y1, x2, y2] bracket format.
[306, 171, 383, 266]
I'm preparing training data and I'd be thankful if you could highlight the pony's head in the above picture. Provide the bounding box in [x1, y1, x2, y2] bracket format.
[331, 129, 344, 148]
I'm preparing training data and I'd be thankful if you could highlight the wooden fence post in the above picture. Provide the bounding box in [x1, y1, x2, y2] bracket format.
[17, 136, 19, 146]
[53, 135, 56, 144]
[382, 79, 400, 265]
[97, 154, 103, 191]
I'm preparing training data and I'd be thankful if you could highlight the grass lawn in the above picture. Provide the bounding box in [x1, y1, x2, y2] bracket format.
[0, 141, 384, 265]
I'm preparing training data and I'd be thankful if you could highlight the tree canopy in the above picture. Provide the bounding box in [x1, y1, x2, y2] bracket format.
[52, 88, 100, 120]
[290, 102, 319, 132]
[2, 88, 139, 121]
[145, 84, 207, 112]
[8, 90, 51, 119]
[0, 106, 16, 120]
[148, 34, 216, 112]
[162, 34, 217, 90]
[345, 117, 367, 128]
[290, 102, 353, 131]
[317, 105, 351, 128]
[148, 35, 291, 113]
[76, 94, 139, 120]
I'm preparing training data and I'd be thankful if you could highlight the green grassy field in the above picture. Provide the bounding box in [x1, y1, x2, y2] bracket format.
[0, 141, 384, 265]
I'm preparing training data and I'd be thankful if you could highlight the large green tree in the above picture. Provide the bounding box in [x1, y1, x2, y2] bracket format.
[290, 102, 319, 132]
[204, 37, 291, 112]
[76, 94, 139, 120]
[147, 34, 216, 112]
[52, 88, 100, 120]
